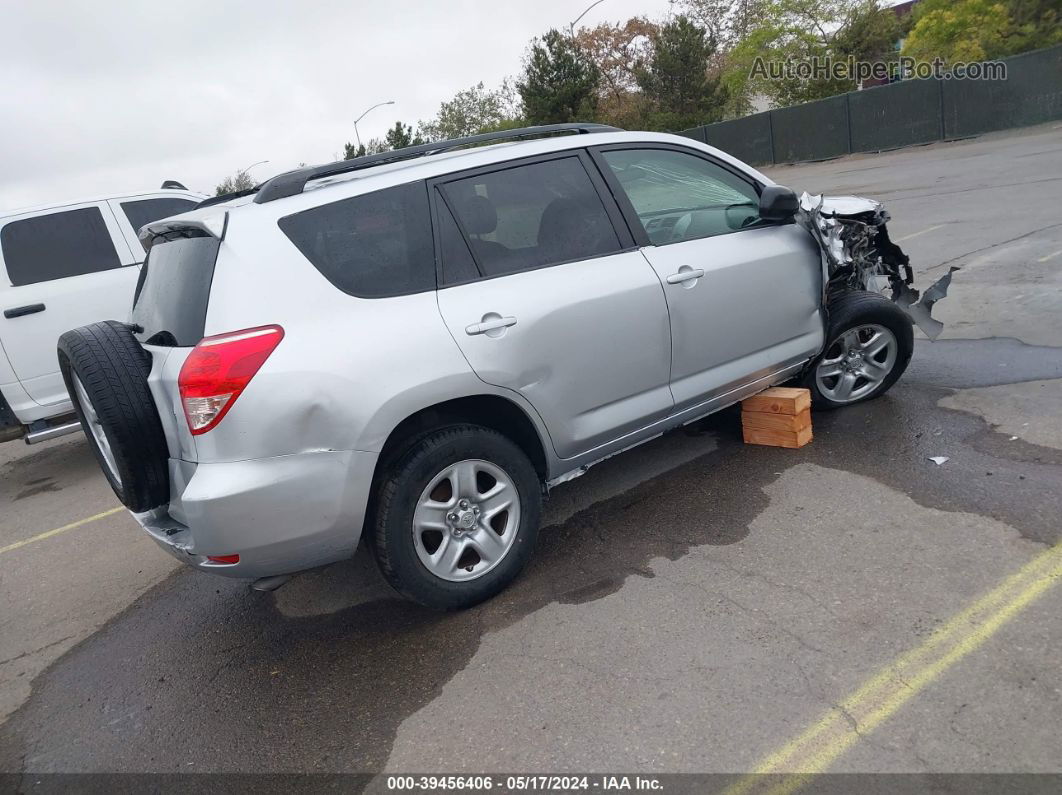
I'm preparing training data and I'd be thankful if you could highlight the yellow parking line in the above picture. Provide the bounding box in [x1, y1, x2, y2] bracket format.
[893, 224, 944, 243]
[727, 542, 1062, 795]
[0, 506, 124, 556]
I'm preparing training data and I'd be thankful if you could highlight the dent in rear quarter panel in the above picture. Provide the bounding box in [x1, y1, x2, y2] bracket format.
[192, 210, 487, 463]
[143, 344, 196, 461]
[143, 344, 197, 523]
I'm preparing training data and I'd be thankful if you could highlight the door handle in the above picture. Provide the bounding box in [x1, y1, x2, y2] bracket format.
[3, 303, 45, 319]
[666, 268, 705, 285]
[465, 314, 517, 337]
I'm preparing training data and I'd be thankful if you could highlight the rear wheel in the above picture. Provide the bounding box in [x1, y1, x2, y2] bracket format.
[803, 290, 914, 409]
[371, 425, 542, 610]
[58, 321, 170, 512]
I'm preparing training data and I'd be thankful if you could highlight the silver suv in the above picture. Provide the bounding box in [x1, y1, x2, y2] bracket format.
[59, 124, 939, 609]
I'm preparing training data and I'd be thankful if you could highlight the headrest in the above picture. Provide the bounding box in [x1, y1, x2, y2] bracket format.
[460, 195, 498, 235]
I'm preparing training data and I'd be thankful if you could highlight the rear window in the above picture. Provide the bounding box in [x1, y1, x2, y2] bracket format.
[131, 231, 220, 346]
[1, 207, 122, 287]
[121, 198, 199, 251]
[278, 181, 435, 298]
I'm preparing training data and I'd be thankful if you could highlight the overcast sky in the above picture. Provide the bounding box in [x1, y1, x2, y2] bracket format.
[1, 0, 677, 211]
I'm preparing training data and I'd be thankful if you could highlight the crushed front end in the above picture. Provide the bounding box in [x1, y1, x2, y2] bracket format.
[799, 193, 958, 340]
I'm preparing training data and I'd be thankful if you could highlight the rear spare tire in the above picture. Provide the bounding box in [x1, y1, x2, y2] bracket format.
[58, 321, 169, 512]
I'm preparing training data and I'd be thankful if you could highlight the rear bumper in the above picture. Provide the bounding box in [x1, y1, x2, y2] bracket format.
[132, 449, 379, 579]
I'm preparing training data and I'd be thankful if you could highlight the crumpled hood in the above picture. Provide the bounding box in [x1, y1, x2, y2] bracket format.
[798, 191, 958, 340]
[809, 195, 885, 217]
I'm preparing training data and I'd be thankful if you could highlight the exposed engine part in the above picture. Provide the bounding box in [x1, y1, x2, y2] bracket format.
[798, 193, 957, 340]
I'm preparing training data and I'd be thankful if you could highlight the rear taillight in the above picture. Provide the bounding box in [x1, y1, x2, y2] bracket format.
[178, 325, 284, 435]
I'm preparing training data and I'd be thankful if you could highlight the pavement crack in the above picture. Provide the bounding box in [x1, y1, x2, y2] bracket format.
[833, 702, 863, 736]
[655, 570, 829, 655]
[696, 556, 841, 619]
[0, 635, 74, 667]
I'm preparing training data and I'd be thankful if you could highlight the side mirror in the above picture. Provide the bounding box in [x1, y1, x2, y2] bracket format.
[759, 185, 799, 223]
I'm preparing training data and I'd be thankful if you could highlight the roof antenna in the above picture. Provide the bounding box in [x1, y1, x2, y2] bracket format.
[161, 180, 187, 190]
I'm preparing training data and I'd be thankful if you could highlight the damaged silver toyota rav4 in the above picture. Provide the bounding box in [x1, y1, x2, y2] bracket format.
[59, 124, 951, 609]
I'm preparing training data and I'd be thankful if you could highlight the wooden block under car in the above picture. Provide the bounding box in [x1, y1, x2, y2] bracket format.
[742, 424, 813, 449]
[741, 407, 811, 432]
[740, 386, 811, 416]
[740, 387, 813, 448]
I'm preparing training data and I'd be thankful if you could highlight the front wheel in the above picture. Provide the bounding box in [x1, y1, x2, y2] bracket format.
[371, 425, 542, 610]
[803, 290, 914, 409]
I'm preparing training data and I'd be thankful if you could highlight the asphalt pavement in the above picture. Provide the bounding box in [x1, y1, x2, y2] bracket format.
[1, 122, 1061, 785]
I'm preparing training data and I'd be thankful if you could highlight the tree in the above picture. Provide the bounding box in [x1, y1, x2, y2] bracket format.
[635, 15, 728, 129]
[384, 121, 424, 150]
[574, 18, 658, 101]
[902, 0, 1013, 64]
[831, 0, 901, 65]
[574, 17, 658, 128]
[1005, 0, 1062, 53]
[904, 0, 1061, 65]
[342, 137, 388, 160]
[418, 82, 521, 141]
[720, 0, 897, 111]
[518, 29, 601, 124]
[214, 169, 256, 197]
[676, 0, 772, 44]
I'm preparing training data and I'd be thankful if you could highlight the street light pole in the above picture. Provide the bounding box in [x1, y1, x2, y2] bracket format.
[353, 100, 396, 151]
[568, 0, 607, 37]
[239, 160, 269, 176]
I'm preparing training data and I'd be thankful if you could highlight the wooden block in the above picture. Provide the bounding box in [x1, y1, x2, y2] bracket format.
[742, 424, 813, 449]
[741, 387, 811, 416]
[742, 407, 811, 432]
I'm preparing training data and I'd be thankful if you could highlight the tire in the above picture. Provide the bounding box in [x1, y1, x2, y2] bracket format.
[371, 424, 542, 610]
[802, 290, 914, 410]
[58, 321, 170, 512]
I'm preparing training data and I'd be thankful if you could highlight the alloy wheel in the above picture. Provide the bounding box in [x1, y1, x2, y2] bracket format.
[815, 323, 898, 404]
[412, 459, 521, 582]
[72, 374, 123, 486]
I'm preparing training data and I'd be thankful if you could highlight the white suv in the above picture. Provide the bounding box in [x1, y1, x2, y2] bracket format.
[0, 184, 204, 443]
[59, 125, 947, 609]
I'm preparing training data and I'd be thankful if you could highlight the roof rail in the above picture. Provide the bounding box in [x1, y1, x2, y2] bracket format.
[253, 122, 622, 204]
[195, 186, 259, 209]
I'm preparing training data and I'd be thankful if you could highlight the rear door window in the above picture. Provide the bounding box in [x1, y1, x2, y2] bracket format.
[131, 231, 220, 346]
[120, 198, 199, 251]
[434, 193, 480, 285]
[436, 156, 623, 284]
[278, 181, 435, 298]
[1, 207, 122, 286]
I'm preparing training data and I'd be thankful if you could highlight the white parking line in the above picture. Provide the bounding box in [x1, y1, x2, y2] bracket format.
[894, 224, 945, 243]
[1037, 248, 1062, 263]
